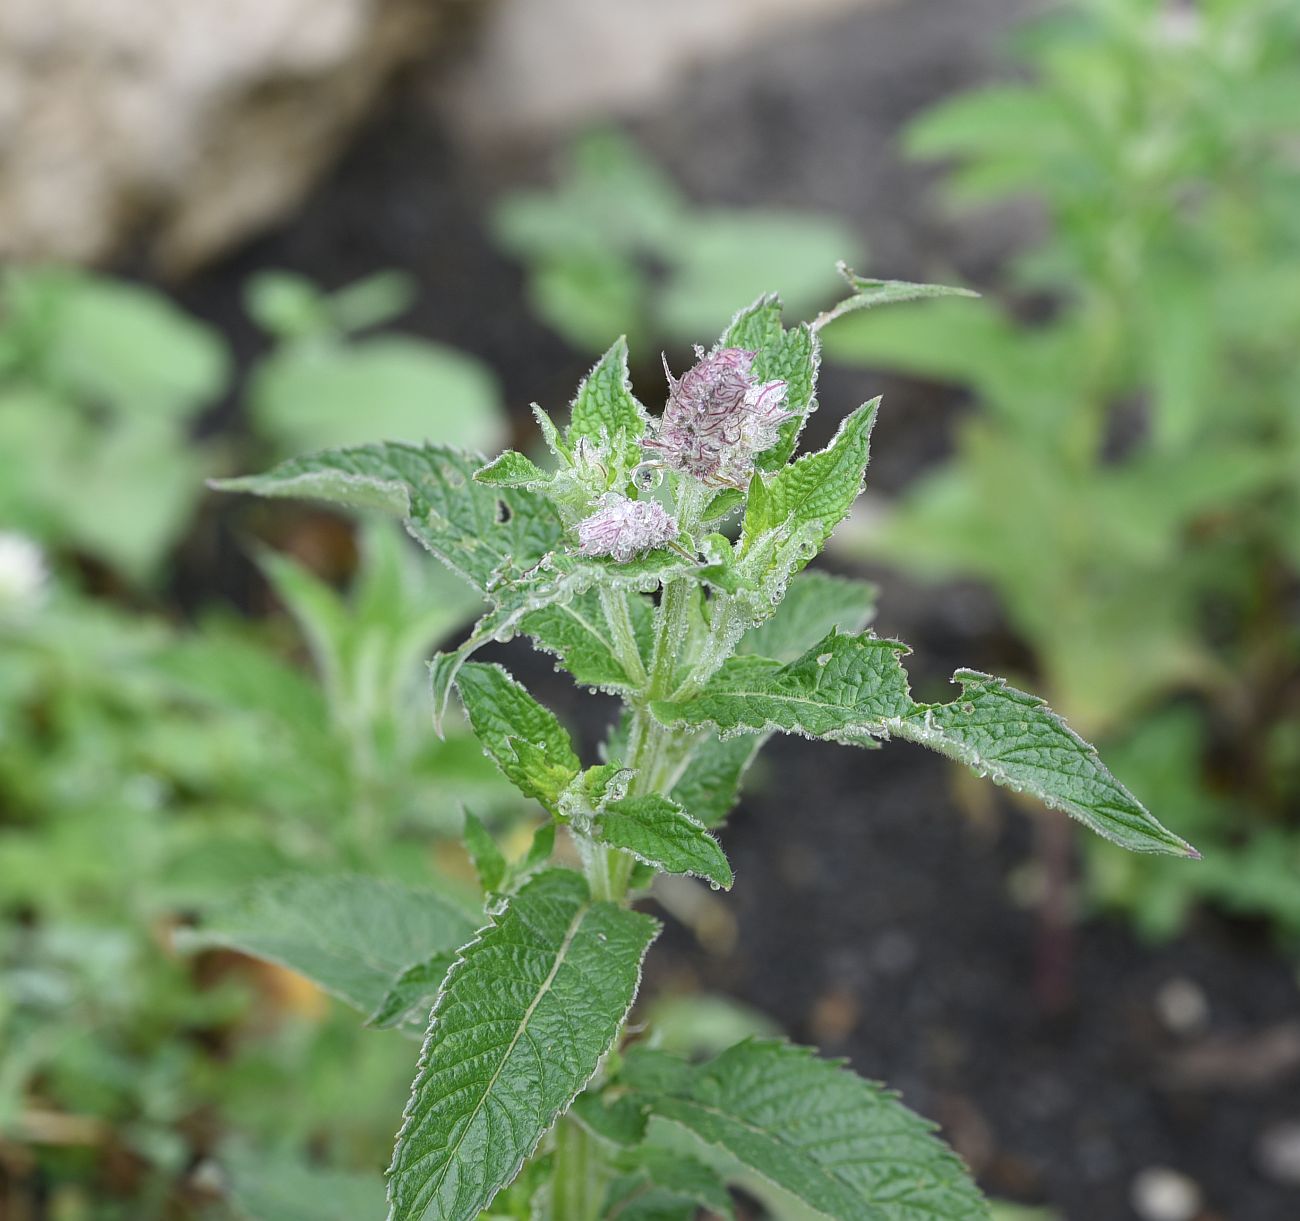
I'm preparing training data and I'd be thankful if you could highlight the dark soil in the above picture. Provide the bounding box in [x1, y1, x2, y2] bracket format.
[167, 0, 1300, 1215]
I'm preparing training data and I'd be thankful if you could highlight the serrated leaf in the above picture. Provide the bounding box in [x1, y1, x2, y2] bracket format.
[454, 664, 580, 807]
[476, 450, 551, 488]
[567, 336, 649, 449]
[652, 630, 912, 741]
[215, 443, 564, 593]
[742, 400, 879, 558]
[368, 954, 459, 1034]
[721, 296, 821, 469]
[177, 875, 478, 1017]
[521, 587, 653, 693]
[463, 809, 507, 893]
[388, 869, 660, 1221]
[891, 670, 1197, 857]
[624, 1039, 989, 1221]
[654, 631, 1194, 856]
[597, 795, 733, 888]
[738, 569, 877, 662]
[670, 733, 765, 829]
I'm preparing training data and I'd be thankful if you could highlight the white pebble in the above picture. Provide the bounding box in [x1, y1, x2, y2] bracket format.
[1130, 1166, 1201, 1221]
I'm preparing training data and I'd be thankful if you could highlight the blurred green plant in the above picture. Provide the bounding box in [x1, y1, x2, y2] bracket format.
[822, 0, 1300, 940]
[0, 267, 229, 583]
[493, 129, 860, 354]
[246, 270, 507, 458]
[0, 525, 518, 1216]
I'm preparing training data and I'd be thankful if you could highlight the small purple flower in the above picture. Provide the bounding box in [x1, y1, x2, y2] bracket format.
[576, 494, 678, 562]
[643, 347, 793, 486]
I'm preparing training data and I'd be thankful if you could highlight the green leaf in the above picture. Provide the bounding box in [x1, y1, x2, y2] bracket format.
[624, 1039, 988, 1221]
[604, 1148, 736, 1221]
[177, 874, 478, 1017]
[720, 296, 822, 469]
[738, 569, 877, 661]
[463, 809, 507, 893]
[669, 733, 765, 829]
[813, 266, 979, 332]
[742, 400, 879, 557]
[893, 671, 1198, 857]
[475, 450, 551, 488]
[521, 587, 653, 693]
[248, 336, 505, 457]
[215, 443, 565, 594]
[367, 954, 459, 1034]
[454, 663, 580, 808]
[655, 631, 1195, 856]
[388, 869, 660, 1221]
[652, 630, 912, 742]
[597, 795, 733, 888]
[223, 1147, 388, 1221]
[567, 336, 649, 450]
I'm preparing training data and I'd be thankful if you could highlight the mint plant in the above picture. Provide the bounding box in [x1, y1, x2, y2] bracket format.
[212, 275, 1195, 1221]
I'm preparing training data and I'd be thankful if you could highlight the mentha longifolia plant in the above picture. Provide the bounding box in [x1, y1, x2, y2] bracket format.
[215, 270, 1197, 1221]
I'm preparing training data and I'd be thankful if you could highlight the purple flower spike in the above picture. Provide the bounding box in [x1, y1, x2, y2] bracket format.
[576, 494, 678, 562]
[644, 347, 793, 486]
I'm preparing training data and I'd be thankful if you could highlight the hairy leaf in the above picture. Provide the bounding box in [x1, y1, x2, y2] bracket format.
[743, 400, 879, 557]
[521, 587, 653, 693]
[597, 794, 733, 888]
[814, 267, 979, 332]
[655, 631, 1194, 855]
[178, 875, 478, 1017]
[454, 663, 580, 807]
[567, 336, 649, 451]
[893, 670, 1197, 856]
[624, 1039, 988, 1221]
[388, 870, 659, 1221]
[215, 443, 564, 593]
[721, 296, 821, 469]
[652, 630, 912, 741]
[738, 569, 877, 661]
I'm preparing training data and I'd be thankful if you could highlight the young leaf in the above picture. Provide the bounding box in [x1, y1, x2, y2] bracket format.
[597, 794, 733, 889]
[742, 400, 879, 558]
[388, 869, 660, 1221]
[476, 450, 550, 488]
[812, 265, 979, 332]
[721, 295, 821, 470]
[738, 569, 877, 661]
[623, 1039, 988, 1221]
[892, 670, 1198, 857]
[454, 663, 581, 808]
[463, 809, 507, 893]
[368, 954, 459, 1034]
[177, 875, 478, 1017]
[567, 335, 649, 451]
[652, 630, 912, 741]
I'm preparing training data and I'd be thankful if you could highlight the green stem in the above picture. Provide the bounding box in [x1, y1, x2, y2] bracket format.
[550, 1114, 606, 1221]
[599, 586, 647, 686]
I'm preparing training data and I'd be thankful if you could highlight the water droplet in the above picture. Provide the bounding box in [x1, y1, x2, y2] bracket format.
[708, 881, 721, 891]
[961, 702, 975, 715]
[816, 653, 832, 667]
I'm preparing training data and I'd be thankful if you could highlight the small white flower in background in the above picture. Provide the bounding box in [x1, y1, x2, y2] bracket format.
[0, 531, 48, 616]
[643, 347, 793, 487]
[576, 494, 678, 563]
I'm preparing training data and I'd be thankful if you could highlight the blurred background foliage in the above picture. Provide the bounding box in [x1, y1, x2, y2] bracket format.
[1, 0, 1298, 1217]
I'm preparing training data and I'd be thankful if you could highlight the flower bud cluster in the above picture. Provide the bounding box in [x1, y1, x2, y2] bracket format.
[575, 493, 678, 562]
[643, 347, 792, 487]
